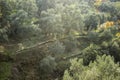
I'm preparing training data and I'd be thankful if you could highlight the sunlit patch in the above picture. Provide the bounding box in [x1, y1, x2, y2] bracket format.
[116, 32, 120, 37]
[94, 0, 102, 7]
[98, 21, 114, 31]
[70, 29, 80, 36]
[0, 45, 5, 52]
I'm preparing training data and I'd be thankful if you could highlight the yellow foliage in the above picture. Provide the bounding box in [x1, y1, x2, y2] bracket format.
[94, 0, 102, 6]
[99, 21, 114, 29]
[97, 21, 115, 32]
[110, 21, 114, 25]
[104, 21, 114, 28]
[116, 32, 120, 37]
[106, 21, 110, 27]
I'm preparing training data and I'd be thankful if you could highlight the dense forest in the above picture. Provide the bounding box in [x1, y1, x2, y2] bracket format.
[0, 0, 120, 80]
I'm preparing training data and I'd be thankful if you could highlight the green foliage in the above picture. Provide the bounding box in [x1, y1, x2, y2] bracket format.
[15, 0, 38, 16]
[98, 1, 116, 13]
[38, 56, 57, 79]
[0, 0, 11, 41]
[63, 55, 120, 80]
[9, 0, 39, 39]
[0, 0, 120, 80]
[49, 41, 65, 54]
[36, 0, 55, 16]
[99, 29, 113, 41]
[0, 62, 12, 80]
[87, 31, 99, 41]
[84, 13, 100, 30]
[82, 44, 101, 65]
[87, 27, 117, 43]
[109, 38, 120, 61]
[56, 61, 70, 75]
[0, 0, 39, 41]
[39, 1, 85, 39]
[82, 26, 120, 64]
[39, 8, 64, 38]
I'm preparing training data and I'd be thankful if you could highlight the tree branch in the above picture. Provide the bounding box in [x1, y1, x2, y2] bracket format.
[15, 39, 57, 54]
[15, 35, 87, 54]
[62, 52, 83, 60]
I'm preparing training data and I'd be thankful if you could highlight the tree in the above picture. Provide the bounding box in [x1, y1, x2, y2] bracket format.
[0, 0, 39, 42]
[38, 56, 57, 79]
[36, 0, 55, 16]
[63, 55, 120, 80]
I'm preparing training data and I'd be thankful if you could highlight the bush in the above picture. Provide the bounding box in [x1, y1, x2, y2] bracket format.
[38, 56, 57, 79]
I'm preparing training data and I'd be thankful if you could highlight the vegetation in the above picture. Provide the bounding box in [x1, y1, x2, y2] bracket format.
[63, 55, 120, 80]
[0, 0, 120, 80]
